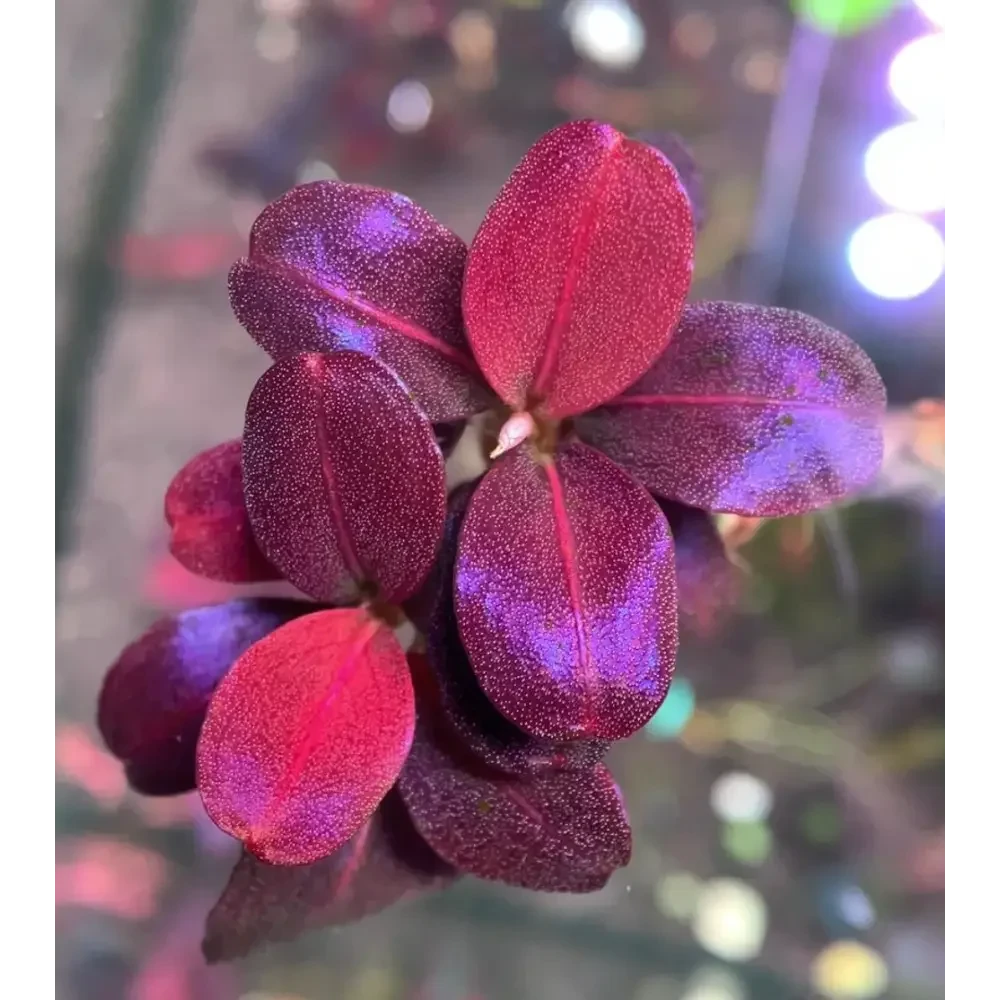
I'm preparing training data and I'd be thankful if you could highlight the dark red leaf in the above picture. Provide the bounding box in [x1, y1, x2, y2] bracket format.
[242, 351, 446, 604]
[202, 789, 455, 962]
[397, 716, 631, 891]
[229, 181, 493, 422]
[462, 120, 694, 418]
[164, 440, 279, 584]
[98, 600, 315, 796]
[455, 442, 677, 742]
[659, 501, 740, 637]
[404, 485, 609, 775]
[197, 608, 414, 865]
[633, 131, 706, 231]
[578, 302, 886, 516]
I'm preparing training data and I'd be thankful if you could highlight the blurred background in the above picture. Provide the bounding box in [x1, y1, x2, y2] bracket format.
[54, 1, 945, 998]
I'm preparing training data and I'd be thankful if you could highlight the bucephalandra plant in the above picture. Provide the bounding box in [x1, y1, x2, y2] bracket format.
[96, 120, 886, 961]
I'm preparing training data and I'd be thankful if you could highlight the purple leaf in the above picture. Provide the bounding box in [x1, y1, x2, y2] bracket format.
[243, 351, 446, 604]
[659, 501, 740, 637]
[229, 181, 494, 422]
[197, 608, 415, 866]
[97, 600, 316, 796]
[462, 120, 694, 418]
[404, 485, 609, 775]
[202, 790, 455, 962]
[397, 716, 631, 892]
[455, 442, 677, 742]
[578, 302, 887, 516]
[164, 440, 280, 584]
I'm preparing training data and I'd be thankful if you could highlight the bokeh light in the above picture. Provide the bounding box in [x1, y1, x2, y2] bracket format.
[710, 772, 774, 823]
[811, 941, 890, 999]
[864, 122, 944, 213]
[848, 213, 944, 299]
[914, 0, 945, 28]
[682, 967, 746, 1000]
[386, 80, 433, 133]
[644, 677, 696, 739]
[565, 0, 646, 71]
[790, 0, 897, 36]
[721, 822, 773, 866]
[889, 33, 944, 120]
[655, 871, 702, 921]
[691, 879, 768, 962]
[672, 11, 717, 60]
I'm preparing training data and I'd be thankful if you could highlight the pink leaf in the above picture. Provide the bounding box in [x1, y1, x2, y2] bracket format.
[164, 440, 279, 583]
[229, 181, 494, 422]
[196, 608, 414, 865]
[659, 501, 740, 637]
[455, 442, 677, 742]
[97, 600, 315, 796]
[633, 131, 706, 231]
[578, 302, 887, 515]
[462, 120, 694, 418]
[405, 485, 609, 774]
[242, 351, 446, 604]
[202, 790, 455, 962]
[397, 715, 631, 892]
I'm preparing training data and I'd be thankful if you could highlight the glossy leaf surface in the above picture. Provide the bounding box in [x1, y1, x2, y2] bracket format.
[230, 181, 493, 421]
[455, 442, 677, 742]
[405, 485, 608, 774]
[463, 120, 694, 418]
[579, 302, 887, 516]
[659, 501, 740, 637]
[98, 600, 314, 796]
[164, 440, 279, 583]
[197, 608, 414, 865]
[243, 351, 446, 604]
[398, 716, 631, 891]
[202, 790, 454, 961]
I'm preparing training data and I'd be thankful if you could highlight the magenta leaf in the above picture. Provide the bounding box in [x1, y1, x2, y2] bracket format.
[197, 608, 414, 865]
[202, 790, 455, 962]
[242, 351, 446, 604]
[405, 484, 608, 774]
[97, 599, 315, 796]
[164, 440, 279, 583]
[633, 130, 706, 231]
[659, 501, 740, 637]
[455, 442, 677, 742]
[578, 302, 887, 516]
[229, 181, 494, 422]
[462, 120, 694, 418]
[397, 715, 631, 892]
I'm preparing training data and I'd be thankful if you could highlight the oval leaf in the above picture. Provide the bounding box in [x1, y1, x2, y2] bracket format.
[463, 120, 695, 418]
[243, 351, 447, 604]
[579, 302, 886, 516]
[164, 440, 279, 583]
[202, 790, 455, 962]
[398, 716, 631, 891]
[455, 442, 677, 742]
[229, 181, 493, 422]
[98, 600, 315, 796]
[405, 485, 608, 774]
[197, 608, 414, 865]
[633, 130, 706, 231]
[659, 501, 740, 637]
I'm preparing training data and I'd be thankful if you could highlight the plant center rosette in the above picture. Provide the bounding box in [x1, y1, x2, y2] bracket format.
[95, 121, 885, 961]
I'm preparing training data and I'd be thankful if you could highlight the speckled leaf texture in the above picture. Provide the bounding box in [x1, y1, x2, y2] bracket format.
[633, 130, 706, 231]
[462, 119, 694, 418]
[202, 790, 455, 962]
[164, 440, 279, 583]
[397, 716, 631, 892]
[197, 608, 414, 865]
[242, 352, 446, 604]
[659, 501, 740, 637]
[455, 442, 677, 742]
[405, 485, 609, 774]
[229, 181, 493, 422]
[578, 302, 887, 516]
[98, 600, 315, 796]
